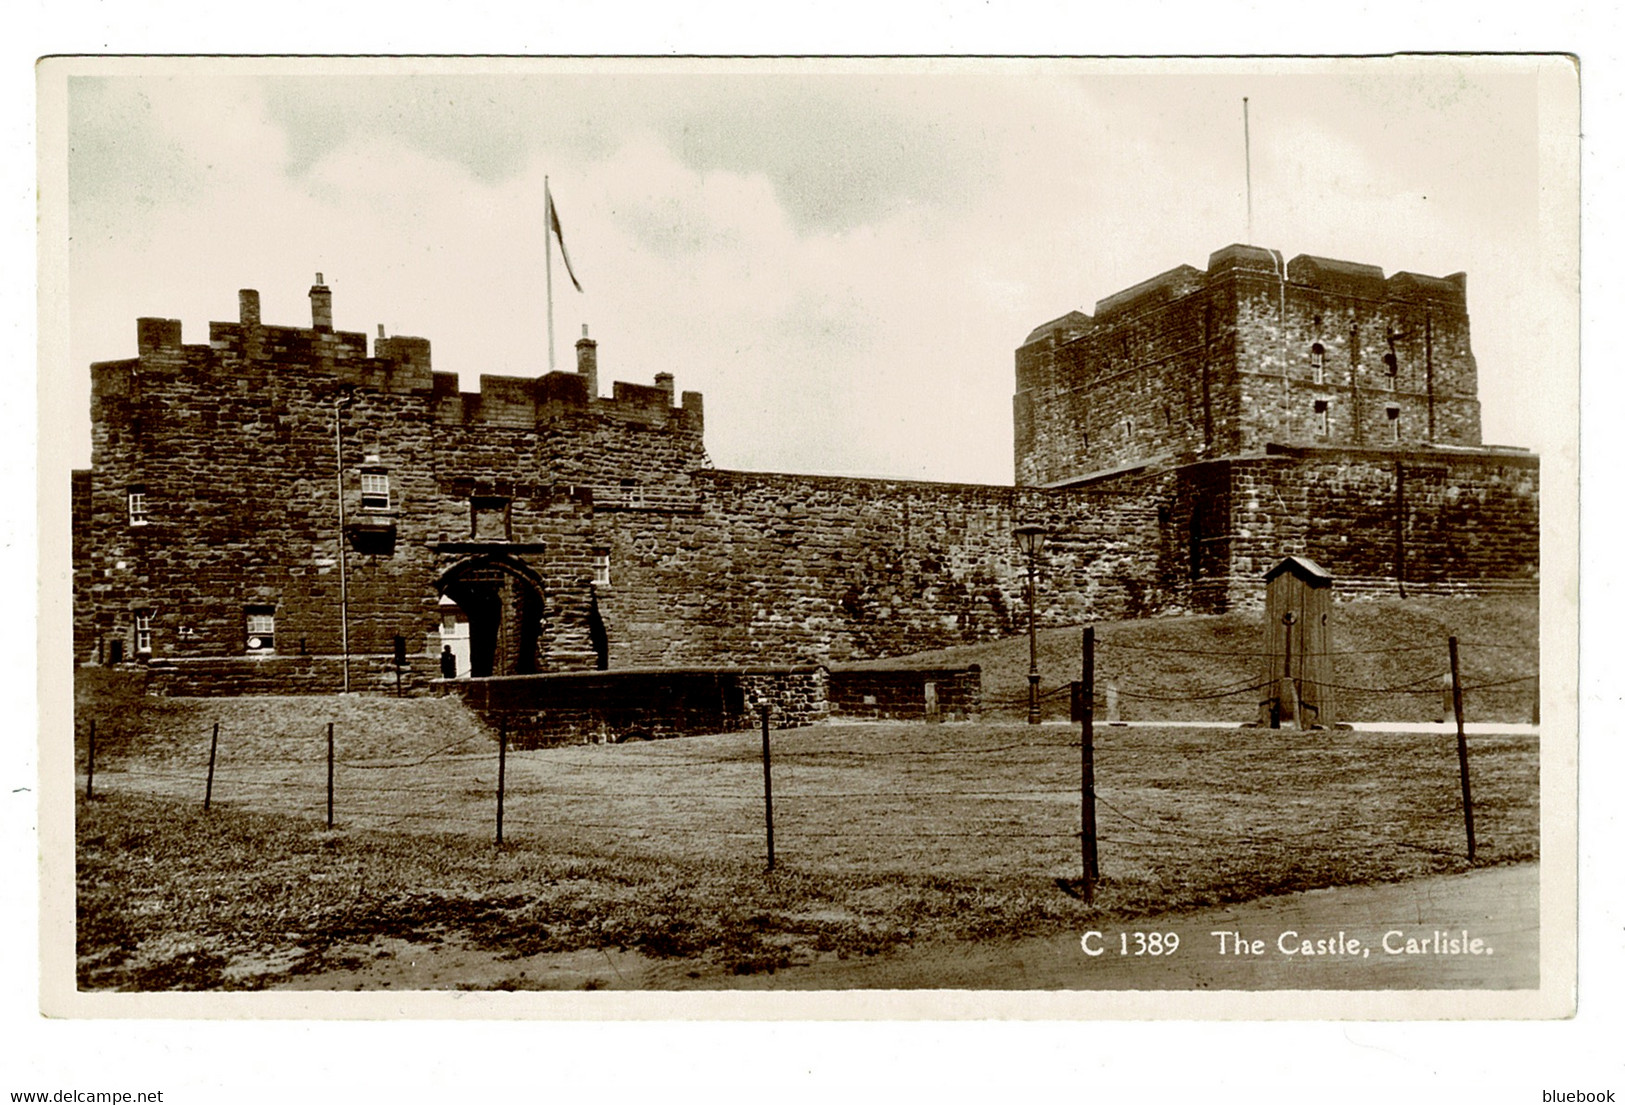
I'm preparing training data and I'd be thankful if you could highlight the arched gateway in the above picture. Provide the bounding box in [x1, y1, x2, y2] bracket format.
[436, 554, 547, 678]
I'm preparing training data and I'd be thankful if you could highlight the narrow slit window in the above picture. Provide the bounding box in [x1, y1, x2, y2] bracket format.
[1383, 351, 1400, 387]
[1314, 398, 1331, 435]
[1310, 343, 1326, 385]
[1386, 404, 1401, 442]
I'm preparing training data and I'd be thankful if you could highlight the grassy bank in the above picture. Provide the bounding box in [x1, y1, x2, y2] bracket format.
[77, 720, 1538, 990]
[849, 593, 1539, 722]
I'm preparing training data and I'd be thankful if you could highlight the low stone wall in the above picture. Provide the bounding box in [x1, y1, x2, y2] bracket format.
[440, 666, 829, 748]
[828, 665, 982, 720]
[138, 654, 439, 696]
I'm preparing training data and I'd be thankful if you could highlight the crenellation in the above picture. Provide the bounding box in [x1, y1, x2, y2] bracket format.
[74, 253, 1538, 693]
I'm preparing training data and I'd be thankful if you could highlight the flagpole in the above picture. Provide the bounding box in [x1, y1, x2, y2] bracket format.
[545, 176, 556, 372]
[1243, 97, 1253, 243]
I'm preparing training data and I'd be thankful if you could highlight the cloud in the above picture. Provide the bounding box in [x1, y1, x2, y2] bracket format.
[61, 62, 1556, 484]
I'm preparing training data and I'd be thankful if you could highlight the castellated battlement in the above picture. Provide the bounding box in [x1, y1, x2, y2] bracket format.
[72, 249, 1538, 696]
[93, 281, 702, 436]
[1015, 243, 1480, 488]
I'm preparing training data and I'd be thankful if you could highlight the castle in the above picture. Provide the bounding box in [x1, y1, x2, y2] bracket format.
[71, 245, 1539, 695]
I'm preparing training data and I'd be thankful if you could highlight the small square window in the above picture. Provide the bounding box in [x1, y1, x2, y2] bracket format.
[128, 490, 148, 526]
[361, 472, 391, 511]
[134, 611, 153, 654]
[593, 554, 611, 587]
[245, 607, 276, 653]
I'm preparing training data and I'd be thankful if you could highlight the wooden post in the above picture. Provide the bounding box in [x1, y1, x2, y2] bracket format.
[1448, 637, 1476, 862]
[496, 717, 508, 846]
[326, 721, 335, 829]
[85, 719, 96, 800]
[204, 722, 219, 810]
[760, 703, 775, 872]
[1080, 626, 1099, 902]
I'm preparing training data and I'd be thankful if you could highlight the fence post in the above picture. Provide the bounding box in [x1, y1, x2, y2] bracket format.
[85, 719, 96, 801]
[1448, 636, 1476, 863]
[496, 717, 508, 846]
[204, 722, 219, 810]
[760, 703, 775, 872]
[326, 721, 335, 830]
[1080, 626, 1099, 903]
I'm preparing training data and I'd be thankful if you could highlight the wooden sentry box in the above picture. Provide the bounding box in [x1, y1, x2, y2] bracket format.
[1261, 555, 1336, 727]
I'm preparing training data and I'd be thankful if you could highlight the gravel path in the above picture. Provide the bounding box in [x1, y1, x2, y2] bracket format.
[700, 862, 1540, 991]
[275, 863, 1538, 992]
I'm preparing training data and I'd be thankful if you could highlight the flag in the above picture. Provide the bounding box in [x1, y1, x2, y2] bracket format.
[547, 182, 583, 293]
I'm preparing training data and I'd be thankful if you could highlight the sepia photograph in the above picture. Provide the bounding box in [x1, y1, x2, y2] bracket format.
[35, 54, 1578, 1022]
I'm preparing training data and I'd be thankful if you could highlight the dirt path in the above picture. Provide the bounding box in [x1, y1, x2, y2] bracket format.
[275, 864, 1537, 992]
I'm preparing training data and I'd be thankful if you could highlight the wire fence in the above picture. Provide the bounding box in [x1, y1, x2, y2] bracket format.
[75, 634, 1539, 885]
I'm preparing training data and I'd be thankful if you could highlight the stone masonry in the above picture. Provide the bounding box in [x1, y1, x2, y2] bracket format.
[72, 245, 1538, 694]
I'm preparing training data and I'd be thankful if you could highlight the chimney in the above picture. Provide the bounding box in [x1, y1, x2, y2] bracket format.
[239, 289, 264, 359]
[309, 272, 333, 331]
[575, 323, 598, 399]
[654, 372, 675, 404]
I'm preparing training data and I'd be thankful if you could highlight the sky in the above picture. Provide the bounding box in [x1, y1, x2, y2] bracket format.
[59, 58, 1566, 484]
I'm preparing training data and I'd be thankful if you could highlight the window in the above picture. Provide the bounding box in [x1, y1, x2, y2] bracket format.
[593, 554, 611, 587]
[620, 479, 645, 507]
[1386, 404, 1401, 443]
[1314, 399, 1331, 435]
[245, 607, 276, 653]
[1310, 343, 1326, 385]
[1382, 351, 1400, 388]
[360, 472, 391, 511]
[128, 489, 148, 526]
[135, 611, 153, 654]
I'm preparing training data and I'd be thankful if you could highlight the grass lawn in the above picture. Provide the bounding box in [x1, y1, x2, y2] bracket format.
[76, 716, 1538, 990]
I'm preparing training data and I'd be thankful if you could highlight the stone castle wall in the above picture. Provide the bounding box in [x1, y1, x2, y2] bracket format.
[73, 252, 1539, 696]
[1016, 245, 1483, 487]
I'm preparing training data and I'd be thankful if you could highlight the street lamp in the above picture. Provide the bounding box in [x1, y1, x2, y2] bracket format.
[1013, 523, 1049, 725]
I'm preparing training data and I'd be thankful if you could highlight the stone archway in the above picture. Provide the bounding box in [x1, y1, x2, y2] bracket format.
[437, 555, 547, 677]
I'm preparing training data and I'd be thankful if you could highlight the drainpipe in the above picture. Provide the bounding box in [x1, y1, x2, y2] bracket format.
[334, 394, 352, 693]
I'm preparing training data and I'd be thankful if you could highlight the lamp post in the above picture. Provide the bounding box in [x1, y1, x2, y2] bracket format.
[1013, 524, 1049, 725]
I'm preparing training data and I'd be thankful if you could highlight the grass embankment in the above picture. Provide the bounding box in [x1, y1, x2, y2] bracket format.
[849, 594, 1539, 723]
[77, 712, 1537, 990]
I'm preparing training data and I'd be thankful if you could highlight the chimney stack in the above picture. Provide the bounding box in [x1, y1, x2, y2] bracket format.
[309, 273, 333, 332]
[654, 372, 675, 404]
[575, 323, 598, 399]
[239, 290, 263, 359]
